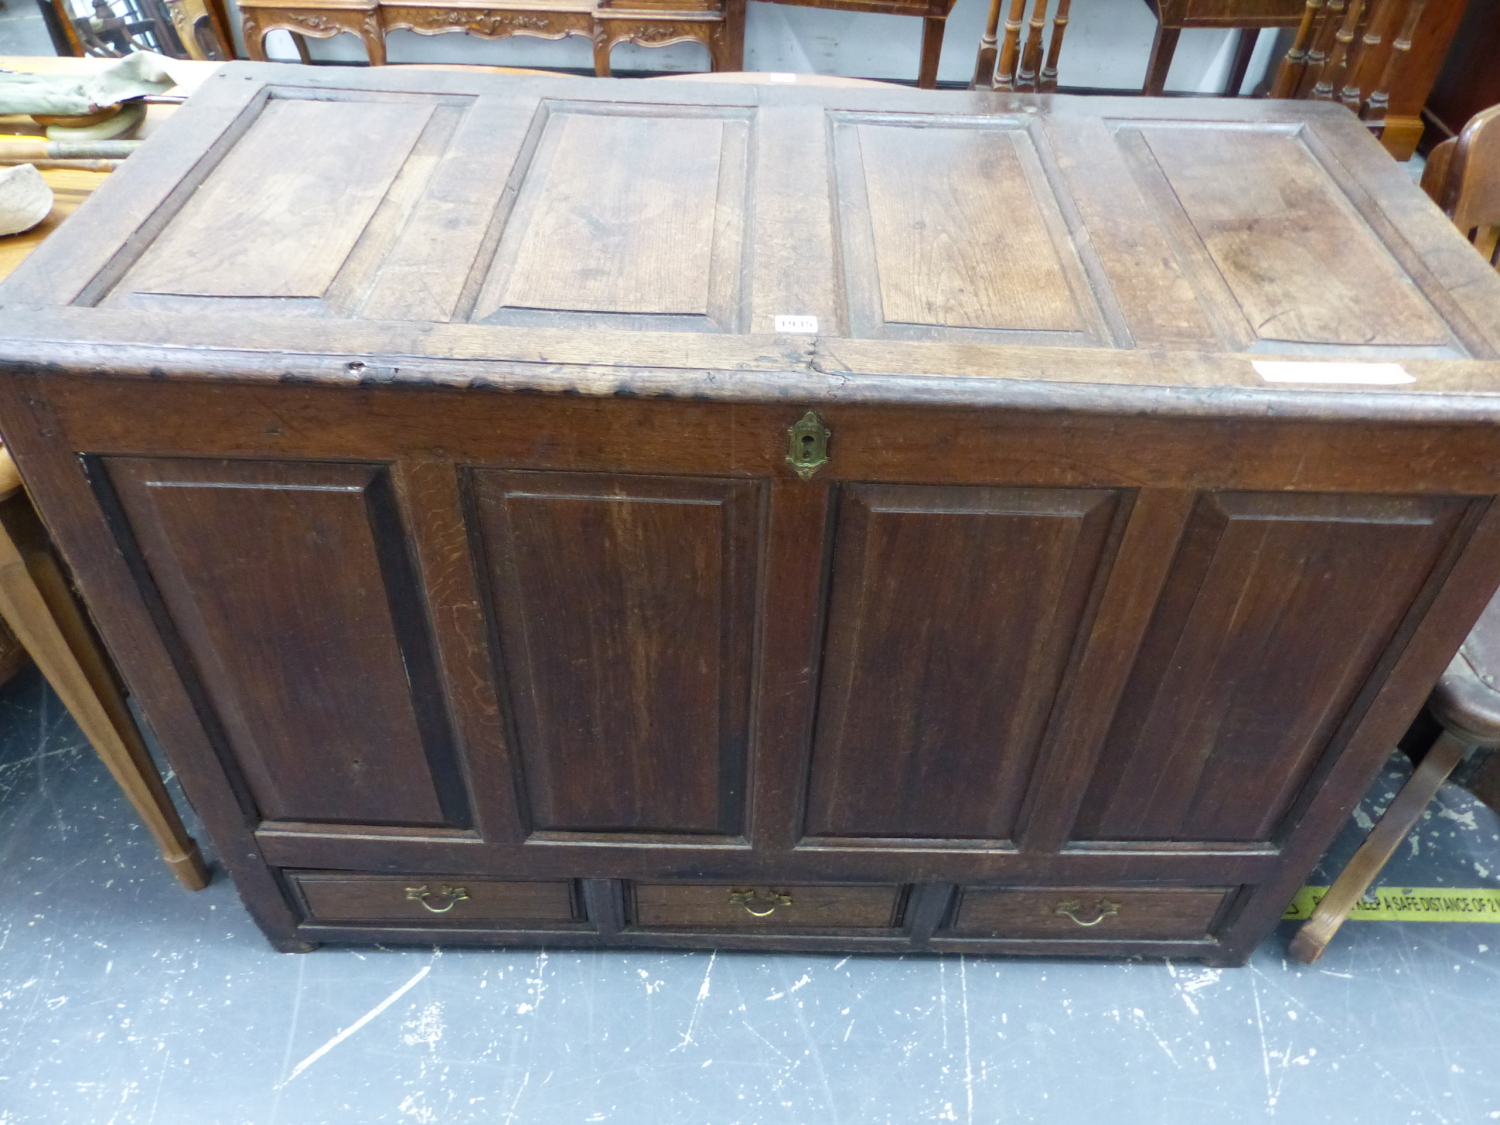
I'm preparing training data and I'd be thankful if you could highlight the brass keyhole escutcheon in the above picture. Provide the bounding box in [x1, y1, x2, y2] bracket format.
[405, 884, 471, 914]
[785, 411, 830, 480]
[1054, 898, 1120, 927]
[729, 889, 794, 917]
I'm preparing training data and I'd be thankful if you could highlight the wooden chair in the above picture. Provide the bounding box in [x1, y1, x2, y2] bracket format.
[973, 0, 1071, 90]
[1421, 104, 1500, 271]
[1140, 0, 1305, 96]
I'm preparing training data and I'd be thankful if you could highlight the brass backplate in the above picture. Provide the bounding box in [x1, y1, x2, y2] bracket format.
[786, 411, 830, 480]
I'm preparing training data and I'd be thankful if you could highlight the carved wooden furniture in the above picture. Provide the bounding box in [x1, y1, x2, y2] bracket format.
[1421, 103, 1500, 271]
[378, 0, 595, 61]
[1270, 0, 1470, 160]
[1138, 0, 1305, 96]
[973, 0, 1071, 90]
[241, 0, 385, 63]
[6, 65, 1500, 962]
[593, 0, 742, 76]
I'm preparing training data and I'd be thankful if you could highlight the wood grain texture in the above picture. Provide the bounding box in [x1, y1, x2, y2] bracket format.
[119, 98, 434, 300]
[1137, 124, 1451, 347]
[471, 471, 760, 836]
[856, 122, 1081, 332]
[105, 458, 466, 828]
[475, 106, 748, 326]
[1075, 491, 1470, 843]
[804, 485, 1121, 841]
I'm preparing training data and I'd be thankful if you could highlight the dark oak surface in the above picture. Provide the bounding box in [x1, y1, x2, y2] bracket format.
[4, 65, 1500, 963]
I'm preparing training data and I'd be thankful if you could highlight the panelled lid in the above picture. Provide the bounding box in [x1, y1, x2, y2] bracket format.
[4, 63, 1500, 404]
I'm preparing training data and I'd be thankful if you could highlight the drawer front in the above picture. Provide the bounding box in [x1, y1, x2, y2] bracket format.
[288, 872, 580, 926]
[1180, 0, 1305, 23]
[631, 883, 905, 930]
[951, 887, 1231, 941]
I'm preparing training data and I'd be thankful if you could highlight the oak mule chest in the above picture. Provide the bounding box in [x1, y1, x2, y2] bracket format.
[5, 65, 1500, 965]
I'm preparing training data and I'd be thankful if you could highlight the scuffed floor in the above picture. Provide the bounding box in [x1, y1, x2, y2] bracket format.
[1, 664, 1498, 1125]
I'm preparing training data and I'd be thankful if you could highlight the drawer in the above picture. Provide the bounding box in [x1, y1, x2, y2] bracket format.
[950, 887, 1232, 941]
[288, 871, 580, 926]
[631, 883, 905, 930]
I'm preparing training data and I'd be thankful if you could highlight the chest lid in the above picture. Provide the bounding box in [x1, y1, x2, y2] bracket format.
[4, 63, 1500, 398]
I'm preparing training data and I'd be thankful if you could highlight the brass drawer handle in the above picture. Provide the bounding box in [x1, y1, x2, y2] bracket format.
[405, 884, 470, 914]
[1055, 898, 1119, 927]
[729, 889, 793, 917]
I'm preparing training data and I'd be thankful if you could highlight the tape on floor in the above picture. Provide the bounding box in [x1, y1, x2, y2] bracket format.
[1283, 886, 1500, 922]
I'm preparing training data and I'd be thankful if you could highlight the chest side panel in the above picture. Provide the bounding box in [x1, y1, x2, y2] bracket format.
[1074, 491, 1472, 843]
[803, 484, 1124, 842]
[469, 471, 762, 837]
[102, 457, 466, 829]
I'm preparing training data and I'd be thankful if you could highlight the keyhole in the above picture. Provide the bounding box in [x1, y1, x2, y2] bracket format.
[800, 434, 815, 460]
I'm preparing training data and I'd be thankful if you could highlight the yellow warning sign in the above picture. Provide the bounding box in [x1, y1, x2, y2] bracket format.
[1283, 886, 1500, 922]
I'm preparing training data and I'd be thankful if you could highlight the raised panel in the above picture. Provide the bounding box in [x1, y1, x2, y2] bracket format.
[833, 117, 1108, 344]
[472, 105, 751, 331]
[1075, 491, 1471, 843]
[471, 472, 761, 835]
[1134, 125, 1451, 348]
[804, 485, 1124, 841]
[115, 97, 437, 301]
[103, 458, 464, 828]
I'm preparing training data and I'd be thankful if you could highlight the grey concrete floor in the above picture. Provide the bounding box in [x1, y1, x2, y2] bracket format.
[1, 664, 1499, 1124]
[0, 1, 55, 56]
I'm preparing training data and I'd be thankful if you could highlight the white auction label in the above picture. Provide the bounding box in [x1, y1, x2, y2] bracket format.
[775, 315, 819, 334]
[765, 72, 798, 83]
[1251, 360, 1415, 385]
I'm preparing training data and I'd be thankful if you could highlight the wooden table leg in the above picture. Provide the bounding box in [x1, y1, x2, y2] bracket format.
[1289, 730, 1470, 963]
[1224, 27, 1258, 95]
[918, 15, 946, 88]
[0, 489, 209, 891]
[1143, 24, 1179, 94]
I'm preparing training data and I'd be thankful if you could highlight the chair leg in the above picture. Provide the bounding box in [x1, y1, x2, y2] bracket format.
[0, 499, 209, 892]
[1224, 27, 1258, 95]
[1143, 24, 1179, 95]
[722, 0, 746, 70]
[1290, 731, 1470, 964]
[917, 15, 946, 88]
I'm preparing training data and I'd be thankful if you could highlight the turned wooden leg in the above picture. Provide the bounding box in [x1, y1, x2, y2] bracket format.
[1143, 24, 1179, 95]
[1224, 27, 1258, 95]
[1290, 731, 1470, 964]
[917, 15, 946, 88]
[242, 13, 268, 59]
[0, 485, 209, 891]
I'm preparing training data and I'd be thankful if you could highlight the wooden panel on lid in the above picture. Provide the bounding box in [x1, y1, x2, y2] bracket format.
[118, 97, 436, 300]
[834, 117, 1106, 344]
[473, 105, 751, 330]
[1134, 125, 1451, 348]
